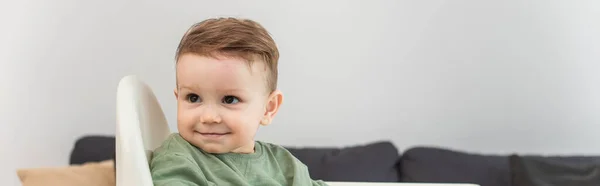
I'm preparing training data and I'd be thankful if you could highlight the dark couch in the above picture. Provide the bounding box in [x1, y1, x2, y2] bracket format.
[71, 136, 600, 186]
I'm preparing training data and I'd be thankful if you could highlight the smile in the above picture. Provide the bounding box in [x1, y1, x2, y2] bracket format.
[196, 132, 231, 139]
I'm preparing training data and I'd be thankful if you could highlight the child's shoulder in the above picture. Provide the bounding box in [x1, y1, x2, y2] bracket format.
[256, 141, 287, 151]
[255, 141, 297, 159]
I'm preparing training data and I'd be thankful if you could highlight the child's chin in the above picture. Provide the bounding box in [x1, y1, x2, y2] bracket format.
[199, 144, 230, 154]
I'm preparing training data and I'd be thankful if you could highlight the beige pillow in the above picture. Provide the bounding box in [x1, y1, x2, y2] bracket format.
[17, 160, 115, 186]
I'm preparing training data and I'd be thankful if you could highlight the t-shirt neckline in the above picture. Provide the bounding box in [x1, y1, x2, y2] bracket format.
[214, 141, 264, 160]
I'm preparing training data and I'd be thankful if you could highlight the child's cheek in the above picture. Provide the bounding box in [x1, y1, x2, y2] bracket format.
[178, 108, 197, 126]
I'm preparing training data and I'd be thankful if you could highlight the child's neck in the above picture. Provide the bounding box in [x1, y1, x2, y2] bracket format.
[230, 140, 256, 154]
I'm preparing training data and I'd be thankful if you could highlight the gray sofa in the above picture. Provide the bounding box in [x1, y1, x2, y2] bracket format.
[70, 136, 600, 186]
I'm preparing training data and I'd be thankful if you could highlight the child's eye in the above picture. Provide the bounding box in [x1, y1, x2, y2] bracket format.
[222, 96, 240, 104]
[186, 94, 201, 103]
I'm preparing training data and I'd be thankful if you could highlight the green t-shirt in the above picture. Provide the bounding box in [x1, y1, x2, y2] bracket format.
[150, 133, 328, 186]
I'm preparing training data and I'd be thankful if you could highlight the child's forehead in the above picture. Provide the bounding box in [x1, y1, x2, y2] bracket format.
[176, 54, 269, 89]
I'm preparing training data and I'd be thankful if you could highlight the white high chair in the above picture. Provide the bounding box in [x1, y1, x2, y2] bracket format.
[116, 75, 171, 186]
[115, 75, 479, 186]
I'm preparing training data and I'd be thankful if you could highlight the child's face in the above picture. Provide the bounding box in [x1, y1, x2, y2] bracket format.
[175, 54, 281, 154]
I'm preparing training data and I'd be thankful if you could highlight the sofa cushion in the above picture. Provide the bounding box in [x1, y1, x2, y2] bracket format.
[286, 141, 400, 182]
[510, 155, 600, 186]
[400, 147, 510, 186]
[17, 160, 115, 186]
[70, 136, 115, 165]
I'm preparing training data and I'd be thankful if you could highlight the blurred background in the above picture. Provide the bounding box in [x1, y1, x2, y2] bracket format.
[1, 0, 599, 185]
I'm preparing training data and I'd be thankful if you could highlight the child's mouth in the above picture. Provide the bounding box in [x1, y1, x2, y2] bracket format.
[197, 132, 231, 139]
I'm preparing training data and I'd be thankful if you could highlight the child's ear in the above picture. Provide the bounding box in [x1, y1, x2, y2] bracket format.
[260, 90, 283, 126]
[174, 88, 179, 99]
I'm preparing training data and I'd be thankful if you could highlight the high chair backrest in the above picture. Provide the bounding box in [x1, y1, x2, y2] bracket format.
[116, 75, 171, 186]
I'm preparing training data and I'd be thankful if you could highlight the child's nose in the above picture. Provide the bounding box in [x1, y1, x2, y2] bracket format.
[200, 108, 222, 124]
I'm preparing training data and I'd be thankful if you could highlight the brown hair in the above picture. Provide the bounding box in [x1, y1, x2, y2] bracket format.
[175, 17, 279, 92]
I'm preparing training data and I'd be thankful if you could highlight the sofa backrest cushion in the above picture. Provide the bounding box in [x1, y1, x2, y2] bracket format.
[286, 141, 400, 182]
[70, 136, 116, 165]
[510, 154, 600, 186]
[400, 147, 510, 186]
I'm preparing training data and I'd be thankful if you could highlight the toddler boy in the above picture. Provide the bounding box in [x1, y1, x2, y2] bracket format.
[150, 18, 327, 186]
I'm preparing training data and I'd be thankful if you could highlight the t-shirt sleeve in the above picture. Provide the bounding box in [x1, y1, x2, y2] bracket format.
[150, 152, 209, 186]
[290, 155, 329, 186]
[312, 179, 329, 186]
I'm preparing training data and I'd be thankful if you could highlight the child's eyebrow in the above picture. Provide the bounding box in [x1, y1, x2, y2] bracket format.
[177, 85, 199, 91]
[222, 89, 246, 94]
[177, 85, 246, 93]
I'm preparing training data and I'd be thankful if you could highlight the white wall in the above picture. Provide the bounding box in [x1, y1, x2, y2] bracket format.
[1, 0, 599, 185]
